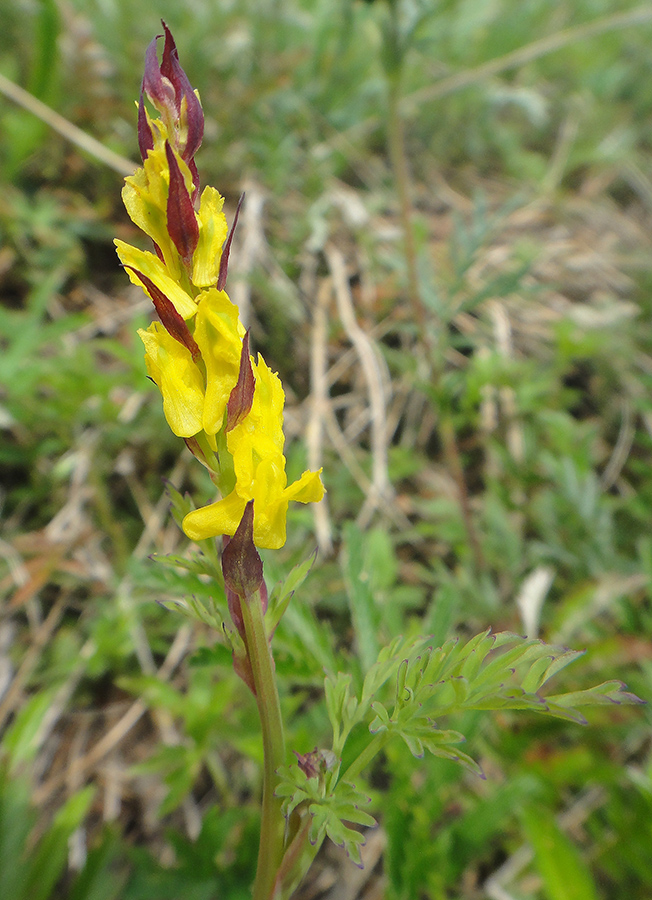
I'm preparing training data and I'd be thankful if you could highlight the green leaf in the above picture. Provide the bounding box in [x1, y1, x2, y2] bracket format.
[546, 681, 645, 712]
[150, 552, 218, 578]
[325, 672, 358, 752]
[22, 786, 96, 900]
[158, 594, 227, 630]
[119, 675, 184, 714]
[275, 765, 375, 866]
[309, 804, 370, 868]
[537, 649, 587, 688]
[189, 644, 234, 669]
[68, 828, 126, 900]
[522, 805, 599, 900]
[309, 783, 375, 867]
[361, 634, 430, 706]
[164, 480, 196, 526]
[3, 688, 57, 768]
[266, 549, 317, 633]
[276, 589, 340, 676]
[0, 768, 35, 900]
[459, 629, 496, 680]
[352, 630, 643, 775]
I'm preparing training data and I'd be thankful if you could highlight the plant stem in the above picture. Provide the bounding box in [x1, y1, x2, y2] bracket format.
[339, 732, 390, 785]
[240, 592, 286, 900]
[272, 815, 318, 900]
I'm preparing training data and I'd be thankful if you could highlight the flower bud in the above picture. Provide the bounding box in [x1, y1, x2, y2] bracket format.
[222, 500, 265, 602]
[140, 21, 204, 199]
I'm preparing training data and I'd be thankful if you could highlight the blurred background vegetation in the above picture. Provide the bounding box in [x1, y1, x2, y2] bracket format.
[1, 0, 651, 897]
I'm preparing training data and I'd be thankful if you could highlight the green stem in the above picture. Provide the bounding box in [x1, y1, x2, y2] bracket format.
[272, 815, 318, 900]
[339, 732, 390, 786]
[240, 592, 286, 900]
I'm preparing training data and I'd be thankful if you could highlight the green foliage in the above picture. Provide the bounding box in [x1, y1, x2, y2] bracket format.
[326, 629, 640, 768]
[276, 765, 375, 867]
[0, 767, 123, 900]
[522, 803, 599, 900]
[123, 807, 258, 900]
[0, 0, 61, 177]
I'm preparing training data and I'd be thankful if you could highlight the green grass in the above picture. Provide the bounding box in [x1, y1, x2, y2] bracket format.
[1, 1, 651, 897]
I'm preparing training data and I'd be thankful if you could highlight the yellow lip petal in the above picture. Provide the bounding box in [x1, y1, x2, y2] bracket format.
[283, 468, 325, 504]
[192, 186, 228, 287]
[115, 240, 198, 319]
[139, 323, 204, 437]
[183, 492, 246, 543]
[194, 288, 246, 436]
[183, 490, 287, 549]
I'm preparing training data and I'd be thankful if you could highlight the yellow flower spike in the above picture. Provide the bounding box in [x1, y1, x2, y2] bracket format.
[125, 24, 324, 550]
[182, 355, 324, 549]
[192, 186, 229, 287]
[193, 288, 247, 436]
[114, 240, 198, 319]
[138, 322, 204, 437]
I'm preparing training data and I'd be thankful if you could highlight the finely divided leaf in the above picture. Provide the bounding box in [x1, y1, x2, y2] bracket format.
[267, 550, 317, 634]
[275, 765, 375, 867]
[347, 631, 642, 776]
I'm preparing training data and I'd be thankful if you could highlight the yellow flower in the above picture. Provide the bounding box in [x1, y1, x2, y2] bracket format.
[193, 288, 246, 437]
[138, 322, 204, 437]
[122, 141, 185, 278]
[135, 287, 249, 444]
[120, 153, 228, 296]
[183, 356, 324, 549]
[192, 187, 229, 287]
[114, 239, 198, 319]
[122, 23, 324, 551]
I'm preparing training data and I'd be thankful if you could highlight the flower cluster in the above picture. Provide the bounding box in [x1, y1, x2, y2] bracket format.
[116, 23, 323, 549]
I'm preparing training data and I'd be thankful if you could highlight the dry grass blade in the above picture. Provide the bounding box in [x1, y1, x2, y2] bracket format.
[0, 596, 67, 731]
[230, 179, 267, 329]
[307, 267, 334, 555]
[0, 71, 135, 175]
[33, 623, 191, 807]
[601, 399, 635, 491]
[326, 245, 392, 527]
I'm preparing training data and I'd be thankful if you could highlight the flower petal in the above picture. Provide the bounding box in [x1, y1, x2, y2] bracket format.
[192, 186, 228, 287]
[139, 323, 204, 437]
[115, 240, 197, 318]
[194, 289, 246, 435]
[284, 468, 325, 504]
[183, 491, 247, 542]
